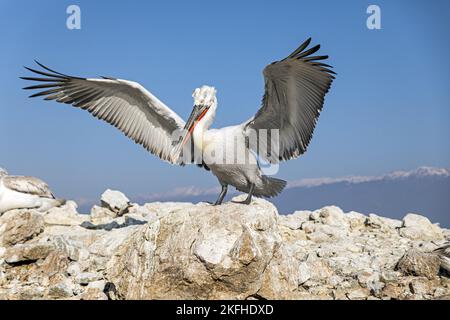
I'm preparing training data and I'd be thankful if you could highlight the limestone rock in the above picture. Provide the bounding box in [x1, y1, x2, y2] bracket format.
[346, 288, 370, 300]
[0, 209, 44, 246]
[48, 279, 74, 299]
[100, 189, 130, 216]
[0, 190, 449, 300]
[278, 210, 311, 230]
[4, 243, 54, 264]
[90, 205, 116, 224]
[345, 211, 366, 230]
[75, 272, 102, 285]
[399, 214, 444, 241]
[366, 214, 402, 231]
[107, 197, 281, 299]
[396, 249, 441, 279]
[297, 262, 311, 284]
[313, 206, 349, 229]
[80, 287, 108, 300]
[43, 201, 86, 226]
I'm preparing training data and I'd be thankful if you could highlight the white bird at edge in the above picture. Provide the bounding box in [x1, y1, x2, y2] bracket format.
[434, 243, 450, 273]
[21, 38, 335, 205]
[0, 168, 66, 214]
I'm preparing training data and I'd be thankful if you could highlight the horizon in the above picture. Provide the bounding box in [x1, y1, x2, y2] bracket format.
[1, 1, 450, 209]
[14, 164, 441, 214]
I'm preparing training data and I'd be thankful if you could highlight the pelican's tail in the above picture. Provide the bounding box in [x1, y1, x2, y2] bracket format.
[259, 176, 287, 198]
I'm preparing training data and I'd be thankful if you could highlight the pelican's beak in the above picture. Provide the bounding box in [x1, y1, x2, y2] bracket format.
[170, 105, 209, 162]
[180, 104, 209, 147]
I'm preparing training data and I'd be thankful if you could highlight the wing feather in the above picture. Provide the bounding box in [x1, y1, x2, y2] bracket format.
[243, 38, 335, 162]
[3, 176, 54, 198]
[22, 62, 186, 164]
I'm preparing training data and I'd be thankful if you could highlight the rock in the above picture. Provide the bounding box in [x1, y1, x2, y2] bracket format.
[67, 262, 81, 276]
[345, 211, 366, 230]
[409, 278, 434, 296]
[346, 288, 370, 300]
[48, 279, 74, 298]
[107, 197, 281, 299]
[278, 210, 310, 230]
[4, 243, 54, 264]
[313, 206, 349, 229]
[0, 210, 44, 246]
[433, 287, 449, 298]
[301, 221, 315, 233]
[366, 214, 402, 231]
[88, 280, 106, 291]
[306, 231, 331, 243]
[396, 249, 441, 279]
[126, 204, 157, 220]
[43, 201, 86, 226]
[307, 256, 334, 281]
[256, 244, 298, 299]
[297, 262, 311, 285]
[357, 269, 380, 288]
[100, 189, 130, 216]
[327, 275, 343, 288]
[368, 280, 385, 296]
[75, 272, 102, 285]
[381, 283, 404, 299]
[399, 214, 444, 241]
[380, 270, 402, 283]
[0, 190, 449, 300]
[80, 287, 108, 300]
[278, 225, 307, 243]
[90, 205, 117, 225]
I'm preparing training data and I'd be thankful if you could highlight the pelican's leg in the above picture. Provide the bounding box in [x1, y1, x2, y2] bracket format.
[232, 183, 255, 205]
[213, 184, 228, 206]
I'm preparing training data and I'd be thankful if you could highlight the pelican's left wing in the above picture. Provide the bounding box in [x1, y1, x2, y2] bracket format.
[3, 176, 54, 198]
[22, 61, 185, 164]
[242, 38, 335, 163]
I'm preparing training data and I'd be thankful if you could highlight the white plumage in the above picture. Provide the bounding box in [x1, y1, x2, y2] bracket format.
[0, 169, 65, 214]
[21, 38, 335, 205]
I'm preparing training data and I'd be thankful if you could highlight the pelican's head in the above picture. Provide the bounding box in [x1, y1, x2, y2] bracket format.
[192, 85, 217, 109]
[179, 85, 217, 144]
[171, 86, 218, 161]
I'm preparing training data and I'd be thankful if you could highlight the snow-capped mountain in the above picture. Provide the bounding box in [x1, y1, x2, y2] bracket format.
[134, 166, 450, 227]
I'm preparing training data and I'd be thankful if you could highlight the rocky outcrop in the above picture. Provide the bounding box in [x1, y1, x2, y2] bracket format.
[0, 191, 449, 300]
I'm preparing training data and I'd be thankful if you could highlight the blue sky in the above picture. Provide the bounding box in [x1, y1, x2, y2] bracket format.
[0, 0, 449, 203]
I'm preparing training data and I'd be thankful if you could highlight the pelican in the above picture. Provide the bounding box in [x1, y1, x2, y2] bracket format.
[434, 243, 450, 273]
[0, 168, 66, 214]
[21, 38, 335, 205]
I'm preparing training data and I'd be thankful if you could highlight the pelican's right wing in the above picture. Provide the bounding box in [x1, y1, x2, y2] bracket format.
[22, 61, 185, 164]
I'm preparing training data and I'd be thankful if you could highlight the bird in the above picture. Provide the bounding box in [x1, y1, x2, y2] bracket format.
[0, 168, 66, 214]
[434, 243, 450, 274]
[21, 38, 335, 205]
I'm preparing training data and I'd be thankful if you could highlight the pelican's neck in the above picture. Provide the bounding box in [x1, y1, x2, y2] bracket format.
[193, 104, 216, 150]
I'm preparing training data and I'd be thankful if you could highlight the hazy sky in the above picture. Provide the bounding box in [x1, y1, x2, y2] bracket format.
[1, 0, 449, 203]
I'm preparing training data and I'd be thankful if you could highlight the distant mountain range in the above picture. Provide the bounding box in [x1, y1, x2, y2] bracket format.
[133, 166, 450, 227]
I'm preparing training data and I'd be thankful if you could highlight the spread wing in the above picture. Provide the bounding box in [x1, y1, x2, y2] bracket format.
[22, 61, 185, 164]
[3, 176, 54, 198]
[243, 38, 335, 163]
